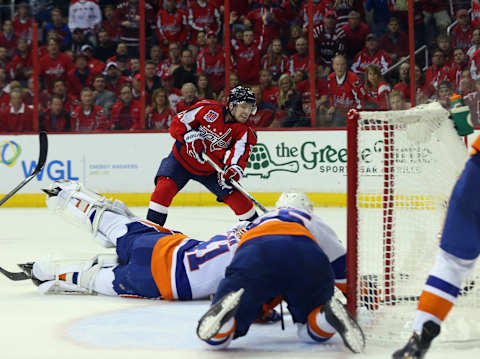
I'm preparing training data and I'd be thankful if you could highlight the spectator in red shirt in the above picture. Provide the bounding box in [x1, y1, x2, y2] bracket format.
[341, 11, 370, 65]
[259, 69, 279, 107]
[448, 48, 469, 91]
[146, 88, 175, 129]
[327, 54, 362, 126]
[155, 0, 189, 54]
[1, 88, 33, 132]
[245, 0, 283, 45]
[161, 72, 183, 112]
[175, 83, 201, 113]
[101, 5, 120, 42]
[104, 62, 129, 96]
[351, 33, 391, 75]
[196, 31, 226, 93]
[188, 0, 221, 46]
[110, 84, 141, 130]
[39, 95, 71, 132]
[39, 38, 74, 92]
[71, 87, 109, 132]
[436, 33, 454, 66]
[232, 28, 264, 85]
[379, 17, 408, 64]
[424, 49, 449, 94]
[467, 28, 480, 60]
[362, 64, 391, 109]
[261, 38, 289, 82]
[81, 44, 104, 77]
[250, 85, 276, 128]
[0, 19, 18, 59]
[13, 3, 33, 41]
[451, 9, 473, 51]
[50, 79, 78, 113]
[67, 52, 95, 97]
[158, 42, 181, 79]
[7, 38, 32, 81]
[288, 37, 309, 75]
[296, 68, 329, 123]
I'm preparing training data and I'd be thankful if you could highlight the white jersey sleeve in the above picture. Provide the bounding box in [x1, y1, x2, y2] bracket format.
[182, 232, 238, 299]
[305, 215, 346, 263]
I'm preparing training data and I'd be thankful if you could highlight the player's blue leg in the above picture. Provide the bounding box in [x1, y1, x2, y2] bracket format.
[393, 156, 480, 359]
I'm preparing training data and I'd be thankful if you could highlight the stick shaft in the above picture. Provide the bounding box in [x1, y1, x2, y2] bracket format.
[203, 153, 268, 213]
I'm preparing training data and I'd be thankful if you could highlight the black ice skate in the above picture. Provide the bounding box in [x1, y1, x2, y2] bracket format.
[323, 298, 366, 353]
[197, 288, 244, 341]
[392, 321, 440, 359]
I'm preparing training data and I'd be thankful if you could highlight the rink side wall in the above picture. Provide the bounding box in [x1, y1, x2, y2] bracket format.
[0, 129, 477, 207]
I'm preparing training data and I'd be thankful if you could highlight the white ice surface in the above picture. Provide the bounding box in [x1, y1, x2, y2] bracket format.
[1, 206, 479, 359]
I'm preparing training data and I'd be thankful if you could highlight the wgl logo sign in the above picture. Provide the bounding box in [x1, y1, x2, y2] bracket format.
[22, 160, 79, 181]
[1, 140, 22, 167]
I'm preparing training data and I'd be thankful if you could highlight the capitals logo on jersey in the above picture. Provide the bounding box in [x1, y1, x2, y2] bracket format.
[203, 110, 219, 122]
[199, 126, 232, 151]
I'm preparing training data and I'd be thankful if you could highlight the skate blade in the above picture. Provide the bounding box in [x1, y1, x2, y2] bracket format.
[327, 299, 366, 353]
[197, 288, 244, 341]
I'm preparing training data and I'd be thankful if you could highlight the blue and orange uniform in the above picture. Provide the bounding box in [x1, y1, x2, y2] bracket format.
[412, 134, 480, 332]
[210, 208, 346, 339]
[112, 220, 238, 300]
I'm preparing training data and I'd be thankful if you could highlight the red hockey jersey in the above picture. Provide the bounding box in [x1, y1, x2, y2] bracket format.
[328, 71, 362, 115]
[169, 100, 257, 176]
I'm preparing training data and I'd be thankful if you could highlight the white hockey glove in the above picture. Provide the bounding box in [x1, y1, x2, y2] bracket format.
[218, 164, 244, 189]
[184, 130, 206, 164]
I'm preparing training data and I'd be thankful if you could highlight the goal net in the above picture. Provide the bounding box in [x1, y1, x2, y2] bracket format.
[346, 102, 479, 344]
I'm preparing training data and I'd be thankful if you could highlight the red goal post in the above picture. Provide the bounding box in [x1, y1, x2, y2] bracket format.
[345, 103, 480, 344]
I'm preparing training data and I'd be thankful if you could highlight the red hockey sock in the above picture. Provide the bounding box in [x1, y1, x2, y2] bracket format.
[223, 190, 257, 221]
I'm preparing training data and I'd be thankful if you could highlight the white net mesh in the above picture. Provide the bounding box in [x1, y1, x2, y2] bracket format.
[354, 102, 479, 344]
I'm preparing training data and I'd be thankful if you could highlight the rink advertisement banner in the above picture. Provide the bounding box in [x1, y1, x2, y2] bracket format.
[0, 130, 476, 197]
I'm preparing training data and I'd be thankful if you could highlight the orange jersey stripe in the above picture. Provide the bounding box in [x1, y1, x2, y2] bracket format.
[417, 290, 454, 321]
[471, 134, 480, 155]
[308, 306, 335, 339]
[239, 221, 315, 247]
[151, 233, 188, 300]
[335, 282, 347, 295]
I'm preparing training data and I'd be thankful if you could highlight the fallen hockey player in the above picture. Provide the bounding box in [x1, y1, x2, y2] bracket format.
[195, 192, 364, 352]
[21, 179, 247, 301]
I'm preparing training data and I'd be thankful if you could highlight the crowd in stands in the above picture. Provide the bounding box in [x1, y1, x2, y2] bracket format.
[0, 0, 478, 133]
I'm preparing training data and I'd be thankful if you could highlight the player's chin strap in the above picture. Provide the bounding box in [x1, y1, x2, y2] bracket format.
[202, 153, 267, 213]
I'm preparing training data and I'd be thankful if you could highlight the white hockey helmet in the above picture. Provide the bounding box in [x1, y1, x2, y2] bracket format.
[275, 191, 313, 214]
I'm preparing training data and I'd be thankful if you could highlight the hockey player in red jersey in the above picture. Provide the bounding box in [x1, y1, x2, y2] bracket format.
[147, 86, 259, 226]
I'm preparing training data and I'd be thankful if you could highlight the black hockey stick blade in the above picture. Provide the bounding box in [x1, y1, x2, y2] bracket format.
[0, 131, 48, 206]
[0, 266, 30, 281]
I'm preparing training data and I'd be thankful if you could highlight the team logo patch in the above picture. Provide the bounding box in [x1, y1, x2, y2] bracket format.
[203, 110, 219, 122]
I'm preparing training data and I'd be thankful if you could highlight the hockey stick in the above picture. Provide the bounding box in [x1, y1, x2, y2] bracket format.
[0, 266, 30, 281]
[203, 153, 268, 213]
[0, 131, 48, 206]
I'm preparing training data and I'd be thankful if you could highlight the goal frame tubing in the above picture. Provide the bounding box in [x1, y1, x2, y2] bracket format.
[347, 110, 395, 317]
